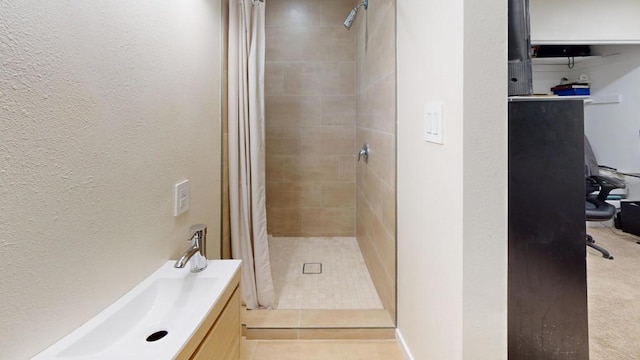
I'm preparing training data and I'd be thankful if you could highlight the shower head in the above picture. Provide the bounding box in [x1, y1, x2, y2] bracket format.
[343, 0, 368, 30]
[343, 9, 358, 29]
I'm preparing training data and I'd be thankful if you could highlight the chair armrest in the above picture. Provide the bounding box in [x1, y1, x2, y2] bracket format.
[591, 175, 626, 201]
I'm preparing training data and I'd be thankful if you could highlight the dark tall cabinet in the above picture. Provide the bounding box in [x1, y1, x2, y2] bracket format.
[508, 100, 589, 359]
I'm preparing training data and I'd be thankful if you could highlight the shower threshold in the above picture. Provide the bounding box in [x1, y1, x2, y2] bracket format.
[241, 308, 395, 340]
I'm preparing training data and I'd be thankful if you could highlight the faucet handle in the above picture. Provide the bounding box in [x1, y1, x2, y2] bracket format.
[188, 224, 207, 241]
[188, 224, 207, 257]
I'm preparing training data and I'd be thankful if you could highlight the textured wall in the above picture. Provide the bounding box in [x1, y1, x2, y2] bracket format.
[0, 1, 222, 358]
[264, 0, 357, 237]
[353, 0, 397, 322]
[461, 0, 508, 357]
[396, 0, 508, 358]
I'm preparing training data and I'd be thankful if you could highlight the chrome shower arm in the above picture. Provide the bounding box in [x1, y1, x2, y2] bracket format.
[355, 0, 368, 11]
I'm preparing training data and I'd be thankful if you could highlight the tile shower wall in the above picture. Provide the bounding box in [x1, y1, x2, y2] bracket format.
[354, 0, 397, 321]
[265, 0, 357, 237]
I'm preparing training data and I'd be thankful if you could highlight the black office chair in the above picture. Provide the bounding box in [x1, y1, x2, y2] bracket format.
[585, 136, 626, 259]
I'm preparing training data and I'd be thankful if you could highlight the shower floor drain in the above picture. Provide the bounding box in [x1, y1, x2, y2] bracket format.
[302, 263, 322, 274]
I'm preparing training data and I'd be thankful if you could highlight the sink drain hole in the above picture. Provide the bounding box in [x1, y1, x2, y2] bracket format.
[146, 330, 168, 342]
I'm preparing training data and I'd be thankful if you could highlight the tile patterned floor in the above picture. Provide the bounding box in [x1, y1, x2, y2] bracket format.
[241, 339, 405, 360]
[269, 237, 383, 310]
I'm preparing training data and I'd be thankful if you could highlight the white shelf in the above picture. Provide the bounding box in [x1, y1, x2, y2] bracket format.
[585, 94, 622, 105]
[508, 95, 622, 105]
[508, 95, 589, 102]
[532, 56, 601, 66]
[532, 40, 640, 46]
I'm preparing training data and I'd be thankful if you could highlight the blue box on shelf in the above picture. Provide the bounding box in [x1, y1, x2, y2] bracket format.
[553, 88, 590, 96]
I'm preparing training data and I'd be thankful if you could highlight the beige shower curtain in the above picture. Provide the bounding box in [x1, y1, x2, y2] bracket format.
[228, 0, 274, 309]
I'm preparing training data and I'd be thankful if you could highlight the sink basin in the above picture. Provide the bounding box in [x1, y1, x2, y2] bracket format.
[33, 260, 241, 360]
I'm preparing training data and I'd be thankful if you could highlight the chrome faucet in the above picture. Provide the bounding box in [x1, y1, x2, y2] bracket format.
[174, 224, 208, 272]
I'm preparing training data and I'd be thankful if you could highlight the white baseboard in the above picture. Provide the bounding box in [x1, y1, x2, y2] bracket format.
[395, 329, 415, 360]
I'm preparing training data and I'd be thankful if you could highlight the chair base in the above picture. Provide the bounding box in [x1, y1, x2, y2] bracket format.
[587, 234, 613, 260]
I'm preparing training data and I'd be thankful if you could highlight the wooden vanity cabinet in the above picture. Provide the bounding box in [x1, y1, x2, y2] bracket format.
[176, 271, 241, 360]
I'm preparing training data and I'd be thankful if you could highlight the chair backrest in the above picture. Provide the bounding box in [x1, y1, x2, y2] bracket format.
[585, 135, 599, 177]
[584, 135, 626, 200]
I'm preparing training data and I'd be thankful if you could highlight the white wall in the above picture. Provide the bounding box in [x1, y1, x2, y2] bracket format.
[461, 0, 508, 357]
[397, 0, 464, 356]
[529, 45, 640, 174]
[581, 46, 640, 174]
[396, 0, 507, 358]
[0, 1, 222, 358]
[532, 65, 571, 95]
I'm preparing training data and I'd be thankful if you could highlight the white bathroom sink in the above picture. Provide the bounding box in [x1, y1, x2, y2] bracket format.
[33, 260, 241, 360]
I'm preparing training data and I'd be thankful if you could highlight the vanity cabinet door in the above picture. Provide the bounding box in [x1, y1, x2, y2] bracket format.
[191, 287, 241, 360]
[530, 0, 640, 44]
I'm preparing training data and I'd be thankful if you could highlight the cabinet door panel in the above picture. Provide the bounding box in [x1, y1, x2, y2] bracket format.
[191, 288, 241, 360]
[531, 0, 640, 44]
[508, 100, 589, 360]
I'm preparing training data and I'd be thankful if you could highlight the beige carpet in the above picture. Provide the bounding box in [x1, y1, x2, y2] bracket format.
[587, 226, 640, 359]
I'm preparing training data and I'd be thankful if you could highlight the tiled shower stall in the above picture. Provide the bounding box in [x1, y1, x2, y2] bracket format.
[263, 0, 396, 319]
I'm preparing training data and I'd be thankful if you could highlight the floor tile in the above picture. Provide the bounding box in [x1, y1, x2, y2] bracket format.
[298, 328, 395, 340]
[298, 309, 393, 328]
[375, 340, 406, 360]
[241, 339, 258, 360]
[269, 237, 383, 310]
[249, 340, 381, 360]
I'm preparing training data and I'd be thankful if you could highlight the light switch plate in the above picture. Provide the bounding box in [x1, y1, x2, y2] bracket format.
[174, 180, 190, 216]
[424, 102, 444, 144]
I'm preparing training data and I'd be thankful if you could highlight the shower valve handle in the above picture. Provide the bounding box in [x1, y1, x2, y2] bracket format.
[357, 143, 369, 163]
